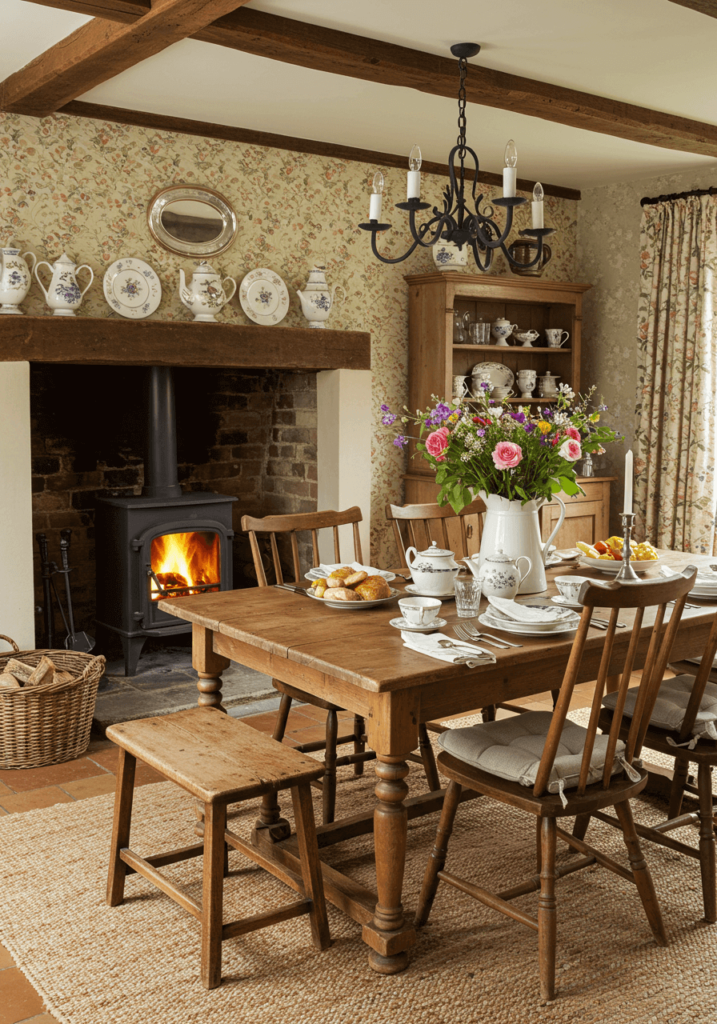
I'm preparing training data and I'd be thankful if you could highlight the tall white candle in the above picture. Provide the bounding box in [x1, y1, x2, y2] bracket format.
[624, 449, 633, 514]
[407, 144, 422, 200]
[369, 193, 382, 221]
[532, 181, 544, 229]
[503, 139, 518, 198]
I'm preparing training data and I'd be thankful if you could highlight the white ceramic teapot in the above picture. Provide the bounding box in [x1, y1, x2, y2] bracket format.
[296, 266, 345, 328]
[463, 548, 532, 600]
[179, 261, 236, 322]
[0, 242, 37, 314]
[35, 253, 93, 316]
[405, 541, 462, 596]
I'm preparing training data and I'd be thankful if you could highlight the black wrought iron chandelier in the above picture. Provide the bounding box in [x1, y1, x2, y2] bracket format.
[359, 43, 554, 271]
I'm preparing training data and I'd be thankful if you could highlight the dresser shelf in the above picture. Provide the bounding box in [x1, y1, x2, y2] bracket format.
[453, 344, 573, 354]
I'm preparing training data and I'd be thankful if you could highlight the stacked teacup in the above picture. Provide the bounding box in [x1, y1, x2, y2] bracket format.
[491, 385, 514, 401]
[516, 369, 537, 399]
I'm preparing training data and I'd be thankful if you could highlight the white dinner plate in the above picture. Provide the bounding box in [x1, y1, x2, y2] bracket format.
[306, 563, 395, 583]
[478, 612, 578, 637]
[103, 257, 161, 319]
[470, 361, 514, 389]
[306, 586, 400, 610]
[239, 268, 290, 325]
[577, 555, 664, 574]
[390, 616, 447, 632]
[555, 548, 581, 561]
[404, 583, 454, 600]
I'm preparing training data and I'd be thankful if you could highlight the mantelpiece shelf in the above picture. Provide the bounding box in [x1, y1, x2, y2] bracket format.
[0, 316, 371, 370]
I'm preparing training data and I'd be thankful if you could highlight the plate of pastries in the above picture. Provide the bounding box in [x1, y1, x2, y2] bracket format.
[308, 567, 400, 608]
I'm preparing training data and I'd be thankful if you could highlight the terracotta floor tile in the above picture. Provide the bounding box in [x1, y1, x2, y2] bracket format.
[0, 780, 15, 798]
[519, 701, 555, 713]
[0, 808, 6, 816]
[294, 705, 332, 722]
[0, 943, 15, 969]
[134, 766, 167, 787]
[23, 1015, 61, 1023]
[86, 748, 119, 772]
[0, 757, 109, 794]
[568, 695, 595, 710]
[60, 774, 117, 800]
[0, 786, 74, 815]
[286, 724, 332, 744]
[0, 966, 45, 1024]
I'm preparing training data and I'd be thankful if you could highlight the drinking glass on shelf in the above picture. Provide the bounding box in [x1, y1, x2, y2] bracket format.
[469, 320, 489, 345]
[454, 576, 481, 617]
[453, 310, 470, 344]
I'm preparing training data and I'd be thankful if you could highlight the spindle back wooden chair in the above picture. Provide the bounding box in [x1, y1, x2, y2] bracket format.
[415, 566, 697, 1002]
[386, 497, 486, 568]
[591, 600, 717, 924]
[241, 507, 439, 832]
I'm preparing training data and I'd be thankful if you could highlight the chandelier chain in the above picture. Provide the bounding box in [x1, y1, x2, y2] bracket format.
[456, 57, 468, 159]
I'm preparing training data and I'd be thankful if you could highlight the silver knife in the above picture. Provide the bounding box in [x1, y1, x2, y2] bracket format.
[274, 584, 310, 595]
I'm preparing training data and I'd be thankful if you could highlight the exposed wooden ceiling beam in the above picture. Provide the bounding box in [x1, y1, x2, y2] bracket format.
[2, 0, 252, 117]
[21, 2, 717, 158]
[24, 0, 148, 17]
[62, 100, 581, 201]
[668, 0, 717, 16]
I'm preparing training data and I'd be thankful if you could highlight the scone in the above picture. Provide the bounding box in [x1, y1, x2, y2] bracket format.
[354, 575, 391, 601]
[324, 587, 362, 602]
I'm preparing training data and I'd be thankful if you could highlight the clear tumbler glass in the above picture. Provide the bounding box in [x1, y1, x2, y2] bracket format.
[454, 576, 481, 617]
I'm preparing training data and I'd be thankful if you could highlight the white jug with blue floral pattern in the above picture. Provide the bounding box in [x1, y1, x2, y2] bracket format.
[296, 266, 345, 328]
[0, 242, 37, 314]
[35, 253, 93, 316]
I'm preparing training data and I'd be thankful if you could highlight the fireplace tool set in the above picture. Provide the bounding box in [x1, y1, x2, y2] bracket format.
[36, 529, 95, 653]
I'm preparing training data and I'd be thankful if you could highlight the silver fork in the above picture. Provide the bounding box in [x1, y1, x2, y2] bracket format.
[454, 623, 511, 650]
[459, 621, 523, 648]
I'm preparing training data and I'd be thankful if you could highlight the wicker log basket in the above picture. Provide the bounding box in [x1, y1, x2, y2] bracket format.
[0, 635, 105, 769]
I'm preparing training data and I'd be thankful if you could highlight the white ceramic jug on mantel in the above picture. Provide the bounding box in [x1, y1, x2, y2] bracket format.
[0, 242, 37, 314]
[35, 252, 93, 316]
[296, 265, 345, 328]
[179, 261, 236, 322]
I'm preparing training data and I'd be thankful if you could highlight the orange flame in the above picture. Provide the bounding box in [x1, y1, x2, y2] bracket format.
[150, 531, 220, 600]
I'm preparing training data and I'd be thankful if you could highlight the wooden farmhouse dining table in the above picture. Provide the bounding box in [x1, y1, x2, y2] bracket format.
[160, 550, 716, 975]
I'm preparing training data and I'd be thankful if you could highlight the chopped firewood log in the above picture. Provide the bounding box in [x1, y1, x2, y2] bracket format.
[56, 671, 74, 684]
[5, 658, 33, 682]
[0, 672, 21, 689]
[25, 656, 56, 688]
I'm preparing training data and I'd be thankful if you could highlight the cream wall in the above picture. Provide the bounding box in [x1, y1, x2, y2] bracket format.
[0, 110, 578, 564]
[577, 165, 717, 531]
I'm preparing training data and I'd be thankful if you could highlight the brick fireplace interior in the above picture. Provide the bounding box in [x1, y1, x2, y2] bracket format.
[30, 363, 319, 652]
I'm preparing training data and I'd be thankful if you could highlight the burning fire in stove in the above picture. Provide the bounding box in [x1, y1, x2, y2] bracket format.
[150, 531, 220, 600]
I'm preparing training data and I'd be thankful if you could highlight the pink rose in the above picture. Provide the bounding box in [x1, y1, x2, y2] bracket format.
[492, 441, 523, 470]
[426, 427, 450, 462]
[559, 438, 582, 461]
[564, 426, 581, 442]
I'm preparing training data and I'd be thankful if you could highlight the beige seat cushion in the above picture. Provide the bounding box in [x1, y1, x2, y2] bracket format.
[602, 674, 717, 741]
[438, 711, 631, 801]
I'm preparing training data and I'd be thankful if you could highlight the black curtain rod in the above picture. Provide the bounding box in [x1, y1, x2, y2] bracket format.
[641, 185, 717, 206]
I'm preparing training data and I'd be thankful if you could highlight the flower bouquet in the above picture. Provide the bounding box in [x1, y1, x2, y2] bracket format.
[382, 384, 622, 514]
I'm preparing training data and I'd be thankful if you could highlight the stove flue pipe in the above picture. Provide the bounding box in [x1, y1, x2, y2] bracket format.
[143, 367, 182, 499]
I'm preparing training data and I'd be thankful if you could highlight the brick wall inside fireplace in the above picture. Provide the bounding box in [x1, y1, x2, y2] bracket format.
[30, 363, 318, 637]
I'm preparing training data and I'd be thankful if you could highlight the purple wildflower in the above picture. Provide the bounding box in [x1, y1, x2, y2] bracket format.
[488, 399, 495, 405]
[480, 381, 491, 391]
[542, 408, 554, 419]
[539, 435, 549, 446]
[524, 422, 536, 433]
[393, 435, 409, 448]
[476, 428, 485, 437]
[510, 411, 526, 423]
[380, 403, 390, 413]
[382, 413, 397, 426]
[433, 402, 452, 422]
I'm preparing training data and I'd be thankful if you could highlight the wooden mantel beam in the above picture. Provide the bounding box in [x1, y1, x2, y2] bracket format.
[1, 0, 252, 117]
[20, 1, 717, 159]
[668, 0, 717, 16]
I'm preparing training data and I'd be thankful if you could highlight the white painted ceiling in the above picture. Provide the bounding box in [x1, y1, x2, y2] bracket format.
[4, 0, 717, 189]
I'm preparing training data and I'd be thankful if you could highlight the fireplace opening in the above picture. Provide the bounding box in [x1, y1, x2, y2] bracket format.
[150, 530, 221, 601]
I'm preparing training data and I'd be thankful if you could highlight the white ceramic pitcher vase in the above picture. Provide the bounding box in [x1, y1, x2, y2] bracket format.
[475, 491, 566, 594]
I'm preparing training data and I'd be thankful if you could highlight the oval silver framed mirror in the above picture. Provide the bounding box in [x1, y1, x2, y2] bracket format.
[147, 185, 238, 257]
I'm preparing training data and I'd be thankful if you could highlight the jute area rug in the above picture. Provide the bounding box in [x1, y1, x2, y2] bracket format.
[1, 715, 716, 1024]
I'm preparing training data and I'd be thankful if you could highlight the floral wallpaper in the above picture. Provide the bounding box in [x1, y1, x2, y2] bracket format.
[0, 110, 578, 564]
[577, 165, 717, 536]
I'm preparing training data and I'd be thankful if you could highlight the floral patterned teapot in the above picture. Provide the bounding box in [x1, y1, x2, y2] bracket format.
[462, 547, 532, 600]
[0, 242, 37, 314]
[35, 252, 93, 316]
[296, 265, 345, 328]
[179, 261, 236, 322]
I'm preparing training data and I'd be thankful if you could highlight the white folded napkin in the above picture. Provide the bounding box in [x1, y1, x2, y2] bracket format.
[401, 631, 496, 667]
[317, 561, 387, 578]
[661, 565, 717, 589]
[488, 596, 573, 624]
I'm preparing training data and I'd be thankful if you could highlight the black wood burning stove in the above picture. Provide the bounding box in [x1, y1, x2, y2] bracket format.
[95, 367, 236, 675]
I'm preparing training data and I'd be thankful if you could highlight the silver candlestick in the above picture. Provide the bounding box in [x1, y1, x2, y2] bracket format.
[615, 512, 640, 583]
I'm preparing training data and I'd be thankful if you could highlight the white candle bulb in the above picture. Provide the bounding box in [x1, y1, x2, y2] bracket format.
[531, 181, 544, 229]
[407, 144, 422, 200]
[503, 139, 517, 198]
[624, 449, 633, 514]
[369, 170, 384, 221]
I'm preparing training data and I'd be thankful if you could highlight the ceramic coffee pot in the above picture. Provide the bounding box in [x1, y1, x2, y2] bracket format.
[490, 318, 518, 346]
[179, 261, 236, 322]
[462, 548, 532, 600]
[404, 541, 462, 596]
[0, 242, 37, 314]
[537, 371, 560, 396]
[35, 253, 93, 316]
[296, 265, 345, 328]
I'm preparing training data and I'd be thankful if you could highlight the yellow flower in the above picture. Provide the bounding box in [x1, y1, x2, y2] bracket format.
[537, 420, 551, 434]
[590, 412, 600, 423]
[448, 411, 460, 423]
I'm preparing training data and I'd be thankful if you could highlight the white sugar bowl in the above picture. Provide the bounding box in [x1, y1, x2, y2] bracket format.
[405, 541, 462, 596]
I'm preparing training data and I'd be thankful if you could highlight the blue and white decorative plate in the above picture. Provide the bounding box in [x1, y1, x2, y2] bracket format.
[103, 257, 162, 319]
[239, 268, 289, 326]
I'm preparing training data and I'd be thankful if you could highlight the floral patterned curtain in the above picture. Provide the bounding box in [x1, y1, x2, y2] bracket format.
[634, 194, 717, 553]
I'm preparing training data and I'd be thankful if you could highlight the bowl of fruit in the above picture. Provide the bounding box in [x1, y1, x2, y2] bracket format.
[576, 537, 663, 574]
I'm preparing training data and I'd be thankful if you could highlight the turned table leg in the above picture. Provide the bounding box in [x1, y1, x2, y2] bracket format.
[192, 624, 230, 711]
[362, 753, 416, 974]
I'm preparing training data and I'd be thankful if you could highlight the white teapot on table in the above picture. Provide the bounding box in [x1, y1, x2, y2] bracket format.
[35, 252, 93, 316]
[0, 242, 37, 314]
[405, 541, 462, 596]
[296, 265, 345, 328]
[462, 548, 532, 600]
[179, 261, 236, 322]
